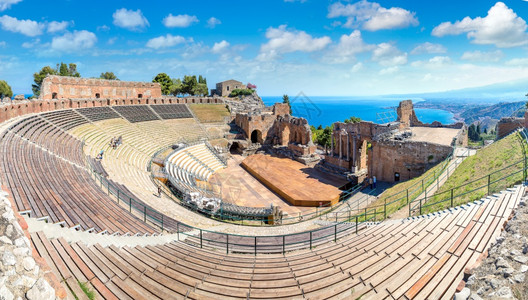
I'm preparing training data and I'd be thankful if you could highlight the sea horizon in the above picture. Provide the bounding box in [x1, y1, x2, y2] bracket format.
[261, 96, 454, 128]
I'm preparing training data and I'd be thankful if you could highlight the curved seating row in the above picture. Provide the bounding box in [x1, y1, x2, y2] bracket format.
[30, 185, 523, 299]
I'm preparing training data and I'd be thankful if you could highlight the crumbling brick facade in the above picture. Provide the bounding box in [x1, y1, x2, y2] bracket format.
[40, 75, 162, 100]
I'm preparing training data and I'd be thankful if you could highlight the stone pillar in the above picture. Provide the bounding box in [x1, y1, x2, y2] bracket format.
[339, 134, 342, 159]
[331, 133, 334, 157]
[352, 136, 357, 167]
[347, 134, 350, 161]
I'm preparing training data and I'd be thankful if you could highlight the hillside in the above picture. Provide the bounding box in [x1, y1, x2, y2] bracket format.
[423, 132, 527, 213]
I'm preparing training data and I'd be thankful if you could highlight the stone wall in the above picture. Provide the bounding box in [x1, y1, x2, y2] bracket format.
[497, 117, 525, 139]
[370, 140, 452, 182]
[396, 99, 464, 130]
[0, 97, 224, 124]
[213, 80, 245, 97]
[233, 103, 315, 155]
[40, 75, 162, 100]
[0, 188, 65, 300]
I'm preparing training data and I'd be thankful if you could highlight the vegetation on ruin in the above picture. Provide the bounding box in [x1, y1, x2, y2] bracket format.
[344, 116, 361, 123]
[99, 71, 119, 80]
[311, 124, 332, 148]
[0, 80, 13, 98]
[422, 132, 527, 214]
[32, 62, 80, 96]
[189, 104, 231, 123]
[282, 94, 293, 114]
[229, 89, 254, 97]
[153, 73, 208, 96]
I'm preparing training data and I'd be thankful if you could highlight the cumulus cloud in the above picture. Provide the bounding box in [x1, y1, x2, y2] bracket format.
[258, 25, 331, 60]
[0, 15, 43, 36]
[47, 21, 70, 33]
[505, 58, 528, 66]
[163, 14, 198, 28]
[51, 30, 97, 52]
[146, 34, 187, 49]
[0, 0, 22, 11]
[411, 56, 452, 68]
[410, 42, 447, 55]
[461, 50, 503, 62]
[112, 8, 149, 31]
[212, 40, 229, 53]
[328, 0, 418, 31]
[372, 43, 407, 66]
[206, 17, 221, 28]
[432, 2, 528, 48]
[323, 30, 374, 63]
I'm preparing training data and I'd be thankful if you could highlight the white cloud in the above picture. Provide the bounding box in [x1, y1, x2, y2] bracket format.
[51, 30, 97, 52]
[410, 42, 447, 55]
[97, 25, 110, 32]
[0, 15, 43, 36]
[258, 25, 331, 61]
[379, 66, 399, 75]
[112, 8, 149, 31]
[146, 34, 187, 49]
[351, 62, 363, 72]
[328, 0, 418, 31]
[212, 40, 229, 53]
[206, 17, 221, 28]
[372, 43, 407, 66]
[432, 2, 528, 48]
[505, 58, 528, 66]
[411, 56, 452, 68]
[461, 50, 503, 62]
[47, 21, 70, 33]
[163, 14, 198, 28]
[0, 0, 21, 11]
[21, 38, 39, 48]
[323, 30, 374, 63]
[0, 41, 5, 47]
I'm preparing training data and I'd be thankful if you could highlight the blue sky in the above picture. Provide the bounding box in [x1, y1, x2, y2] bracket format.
[1, 0, 528, 96]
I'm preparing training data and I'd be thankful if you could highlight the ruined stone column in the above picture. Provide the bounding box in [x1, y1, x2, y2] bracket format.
[331, 133, 334, 157]
[347, 134, 350, 161]
[352, 135, 357, 167]
[339, 133, 342, 159]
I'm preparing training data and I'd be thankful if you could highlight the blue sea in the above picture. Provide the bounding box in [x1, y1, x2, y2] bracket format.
[261, 96, 455, 128]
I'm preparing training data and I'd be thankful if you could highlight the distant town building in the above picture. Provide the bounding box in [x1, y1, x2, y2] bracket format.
[211, 79, 246, 97]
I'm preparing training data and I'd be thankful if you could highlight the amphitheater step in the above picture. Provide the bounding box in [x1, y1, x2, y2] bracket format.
[24, 216, 179, 248]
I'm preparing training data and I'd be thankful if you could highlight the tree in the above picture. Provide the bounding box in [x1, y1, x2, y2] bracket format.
[193, 83, 208, 96]
[169, 78, 182, 96]
[282, 94, 292, 115]
[468, 124, 481, 142]
[100, 72, 119, 80]
[57, 62, 80, 77]
[153, 73, 172, 95]
[198, 75, 207, 85]
[182, 75, 198, 95]
[32, 66, 58, 97]
[0, 80, 13, 99]
[344, 116, 361, 124]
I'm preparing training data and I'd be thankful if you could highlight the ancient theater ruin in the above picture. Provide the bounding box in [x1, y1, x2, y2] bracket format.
[320, 100, 468, 183]
[40, 75, 162, 100]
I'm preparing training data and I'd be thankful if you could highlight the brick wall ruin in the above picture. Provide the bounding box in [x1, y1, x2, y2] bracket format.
[0, 96, 224, 124]
[370, 140, 452, 182]
[40, 75, 162, 100]
[497, 117, 525, 139]
[233, 103, 315, 156]
[323, 100, 467, 183]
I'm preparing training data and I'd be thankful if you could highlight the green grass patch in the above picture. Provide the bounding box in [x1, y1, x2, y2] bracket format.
[422, 132, 527, 214]
[355, 157, 450, 222]
[189, 104, 230, 123]
[78, 281, 95, 300]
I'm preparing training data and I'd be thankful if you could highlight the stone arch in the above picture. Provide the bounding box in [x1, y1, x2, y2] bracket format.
[52, 92, 58, 99]
[229, 142, 242, 154]
[250, 129, 263, 144]
[281, 126, 290, 146]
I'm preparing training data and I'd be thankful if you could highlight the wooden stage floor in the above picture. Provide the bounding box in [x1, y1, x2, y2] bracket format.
[241, 154, 348, 207]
